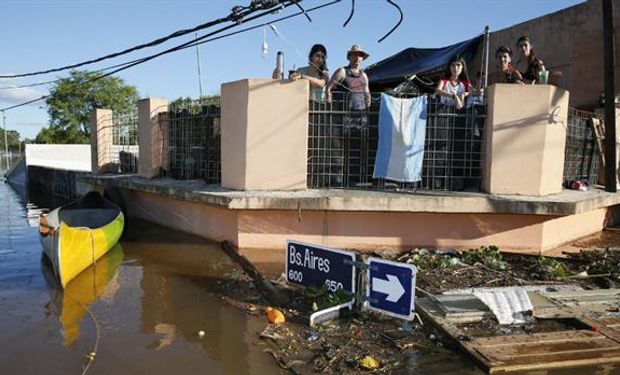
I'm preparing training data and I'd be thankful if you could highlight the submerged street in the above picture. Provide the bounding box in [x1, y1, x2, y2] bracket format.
[1, 174, 619, 375]
[0, 180, 281, 374]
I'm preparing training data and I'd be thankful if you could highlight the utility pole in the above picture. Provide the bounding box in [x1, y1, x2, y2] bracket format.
[2, 110, 8, 170]
[195, 32, 204, 98]
[603, 0, 617, 192]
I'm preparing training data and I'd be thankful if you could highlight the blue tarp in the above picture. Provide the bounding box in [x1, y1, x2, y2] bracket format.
[366, 35, 483, 85]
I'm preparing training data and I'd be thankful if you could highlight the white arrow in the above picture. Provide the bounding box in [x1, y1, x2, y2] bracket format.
[372, 274, 405, 303]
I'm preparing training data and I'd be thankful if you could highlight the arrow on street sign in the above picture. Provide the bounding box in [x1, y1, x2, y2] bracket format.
[365, 257, 417, 320]
[372, 274, 405, 302]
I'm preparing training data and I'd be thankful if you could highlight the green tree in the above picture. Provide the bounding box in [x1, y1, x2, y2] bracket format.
[35, 70, 139, 144]
[0, 128, 21, 153]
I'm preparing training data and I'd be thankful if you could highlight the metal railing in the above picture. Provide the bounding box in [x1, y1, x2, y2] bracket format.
[165, 99, 221, 184]
[112, 109, 139, 174]
[563, 108, 603, 187]
[95, 108, 138, 174]
[307, 93, 486, 192]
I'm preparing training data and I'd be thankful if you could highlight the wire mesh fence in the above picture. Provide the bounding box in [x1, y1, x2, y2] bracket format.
[112, 109, 139, 173]
[307, 93, 486, 192]
[563, 108, 603, 187]
[95, 108, 139, 174]
[164, 99, 221, 183]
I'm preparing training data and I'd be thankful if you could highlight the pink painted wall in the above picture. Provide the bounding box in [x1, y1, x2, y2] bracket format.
[118, 187, 611, 255]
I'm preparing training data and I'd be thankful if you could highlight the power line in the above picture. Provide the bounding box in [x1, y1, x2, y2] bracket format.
[0, 59, 140, 90]
[0, 0, 288, 79]
[0, 0, 340, 112]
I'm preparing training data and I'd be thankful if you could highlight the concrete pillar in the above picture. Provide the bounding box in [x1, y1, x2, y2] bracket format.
[484, 84, 570, 196]
[221, 79, 309, 190]
[90, 108, 113, 174]
[138, 98, 169, 178]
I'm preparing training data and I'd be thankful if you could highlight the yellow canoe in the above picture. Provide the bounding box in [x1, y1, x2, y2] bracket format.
[40, 191, 124, 288]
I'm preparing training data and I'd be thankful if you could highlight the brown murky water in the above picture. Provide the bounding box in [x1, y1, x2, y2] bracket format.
[0, 182, 282, 374]
[1, 178, 619, 374]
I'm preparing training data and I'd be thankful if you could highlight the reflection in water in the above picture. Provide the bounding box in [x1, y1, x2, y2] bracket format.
[42, 244, 124, 347]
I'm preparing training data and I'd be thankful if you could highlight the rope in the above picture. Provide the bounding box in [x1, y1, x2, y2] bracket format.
[78, 227, 101, 375]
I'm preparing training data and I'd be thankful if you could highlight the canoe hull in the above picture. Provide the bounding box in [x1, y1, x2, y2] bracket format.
[40, 192, 124, 288]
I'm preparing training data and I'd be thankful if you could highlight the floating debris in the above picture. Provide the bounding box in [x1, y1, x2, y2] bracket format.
[265, 306, 285, 324]
[359, 355, 379, 370]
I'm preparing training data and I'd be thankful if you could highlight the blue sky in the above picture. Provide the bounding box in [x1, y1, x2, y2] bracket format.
[1, 0, 584, 139]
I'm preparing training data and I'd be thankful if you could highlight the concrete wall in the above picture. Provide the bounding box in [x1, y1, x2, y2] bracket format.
[25, 144, 91, 172]
[490, 0, 620, 109]
[138, 98, 169, 178]
[28, 165, 90, 199]
[221, 79, 309, 190]
[484, 84, 569, 196]
[116, 187, 612, 255]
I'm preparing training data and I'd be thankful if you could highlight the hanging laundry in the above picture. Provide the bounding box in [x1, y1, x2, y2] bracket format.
[373, 93, 428, 182]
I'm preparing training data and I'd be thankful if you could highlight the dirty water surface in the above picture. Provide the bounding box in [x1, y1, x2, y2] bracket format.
[0, 180, 619, 375]
[0, 182, 279, 374]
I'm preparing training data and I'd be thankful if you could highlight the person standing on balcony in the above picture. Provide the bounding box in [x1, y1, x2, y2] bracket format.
[272, 44, 330, 102]
[492, 46, 524, 84]
[431, 55, 473, 191]
[323, 44, 371, 188]
[515, 35, 545, 85]
[435, 54, 471, 110]
[326, 44, 371, 110]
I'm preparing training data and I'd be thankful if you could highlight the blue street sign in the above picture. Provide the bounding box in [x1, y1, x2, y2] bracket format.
[365, 257, 417, 320]
[286, 240, 356, 294]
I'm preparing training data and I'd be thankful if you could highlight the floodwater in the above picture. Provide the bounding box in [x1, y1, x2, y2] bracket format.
[0, 174, 619, 374]
[0, 181, 282, 374]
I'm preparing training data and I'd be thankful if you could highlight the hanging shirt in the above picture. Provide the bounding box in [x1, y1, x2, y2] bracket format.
[298, 66, 328, 102]
[373, 93, 428, 182]
[439, 78, 470, 106]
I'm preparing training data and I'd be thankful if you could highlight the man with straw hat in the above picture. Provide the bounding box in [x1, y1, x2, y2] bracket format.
[327, 44, 371, 110]
[325, 44, 372, 188]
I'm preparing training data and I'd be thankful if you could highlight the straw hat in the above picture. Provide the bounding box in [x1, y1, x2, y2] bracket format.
[347, 44, 369, 60]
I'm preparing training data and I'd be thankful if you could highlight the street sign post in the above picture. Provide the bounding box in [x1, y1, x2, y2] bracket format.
[286, 240, 356, 294]
[365, 257, 417, 320]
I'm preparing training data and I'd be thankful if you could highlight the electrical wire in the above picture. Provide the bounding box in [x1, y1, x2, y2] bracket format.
[378, 0, 403, 43]
[0, 60, 140, 90]
[292, 1, 313, 22]
[0, 0, 341, 112]
[342, 0, 355, 27]
[0, 0, 288, 79]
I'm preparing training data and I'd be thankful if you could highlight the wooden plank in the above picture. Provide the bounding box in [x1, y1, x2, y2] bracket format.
[417, 296, 620, 374]
[545, 289, 620, 299]
[473, 330, 601, 346]
[416, 297, 500, 370]
[431, 294, 493, 323]
[591, 118, 606, 167]
[580, 316, 620, 343]
[481, 346, 620, 366]
[475, 333, 619, 360]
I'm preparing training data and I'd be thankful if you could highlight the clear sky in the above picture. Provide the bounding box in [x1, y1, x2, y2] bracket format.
[1, 0, 584, 139]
